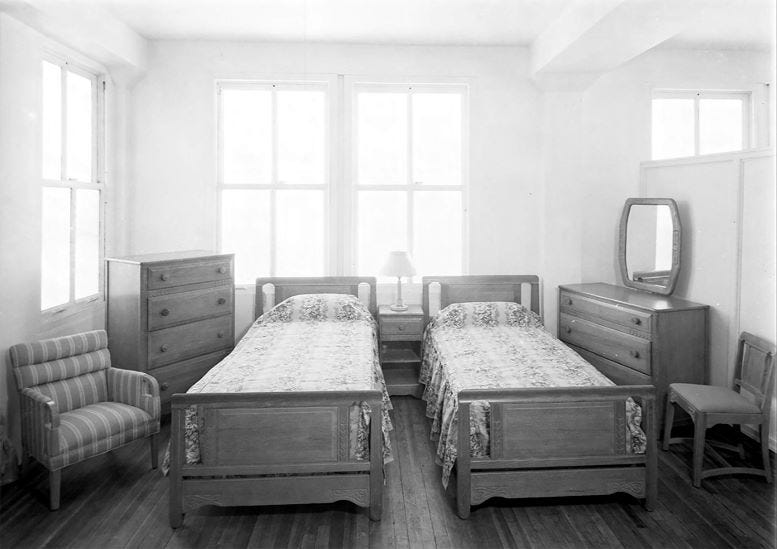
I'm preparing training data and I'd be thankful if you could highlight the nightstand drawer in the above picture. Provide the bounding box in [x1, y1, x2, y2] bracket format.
[559, 313, 651, 375]
[148, 316, 233, 369]
[560, 290, 652, 337]
[380, 317, 423, 339]
[146, 259, 232, 290]
[147, 285, 233, 330]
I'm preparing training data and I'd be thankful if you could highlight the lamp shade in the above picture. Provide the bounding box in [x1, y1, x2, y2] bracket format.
[380, 251, 416, 278]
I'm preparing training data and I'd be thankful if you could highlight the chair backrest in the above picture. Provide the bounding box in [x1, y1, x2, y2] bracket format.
[735, 332, 776, 413]
[9, 330, 111, 413]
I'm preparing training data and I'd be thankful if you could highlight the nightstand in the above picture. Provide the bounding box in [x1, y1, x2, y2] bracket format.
[378, 305, 424, 398]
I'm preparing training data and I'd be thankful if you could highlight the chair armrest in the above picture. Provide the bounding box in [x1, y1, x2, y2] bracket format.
[19, 388, 60, 458]
[107, 368, 161, 421]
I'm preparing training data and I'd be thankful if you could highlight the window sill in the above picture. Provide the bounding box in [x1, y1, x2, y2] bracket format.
[41, 296, 105, 328]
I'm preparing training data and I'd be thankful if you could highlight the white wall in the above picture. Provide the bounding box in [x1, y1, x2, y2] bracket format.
[0, 14, 106, 482]
[126, 42, 546, 328]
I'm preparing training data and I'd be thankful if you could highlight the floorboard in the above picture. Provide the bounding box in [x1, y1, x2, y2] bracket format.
[1, 397, 774, 549]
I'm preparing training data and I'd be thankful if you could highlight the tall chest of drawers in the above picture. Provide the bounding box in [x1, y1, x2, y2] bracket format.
[106, 251, 235, 407]
[558, 283, 708, 426]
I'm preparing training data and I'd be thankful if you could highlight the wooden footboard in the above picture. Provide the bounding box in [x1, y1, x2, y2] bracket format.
[456, 385, 656, 518]
[169, 390, 384, 527]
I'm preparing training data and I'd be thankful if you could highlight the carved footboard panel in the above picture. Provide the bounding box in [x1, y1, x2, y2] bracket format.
[456, 385, 657, 518]
[169, 391, 383, 527]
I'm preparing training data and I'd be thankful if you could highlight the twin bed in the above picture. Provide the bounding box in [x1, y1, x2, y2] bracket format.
[167, 275, 657, 527]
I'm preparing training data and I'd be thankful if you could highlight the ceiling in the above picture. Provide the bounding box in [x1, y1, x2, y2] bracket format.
[92, 0, 774, 49]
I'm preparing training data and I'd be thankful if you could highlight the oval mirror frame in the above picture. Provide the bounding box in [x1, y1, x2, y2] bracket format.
[618, 197, 682, 296]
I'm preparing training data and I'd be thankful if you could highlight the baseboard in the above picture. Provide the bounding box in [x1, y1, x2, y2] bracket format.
[741, 424, 776, 453]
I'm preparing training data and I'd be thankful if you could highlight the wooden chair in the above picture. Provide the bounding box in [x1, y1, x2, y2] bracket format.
[663, 332, 775, 487]
[10, 330, 161, 509]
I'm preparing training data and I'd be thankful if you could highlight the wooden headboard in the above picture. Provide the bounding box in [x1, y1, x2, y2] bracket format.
[421, 275, 541, 325]
[254, 277, 378, 319]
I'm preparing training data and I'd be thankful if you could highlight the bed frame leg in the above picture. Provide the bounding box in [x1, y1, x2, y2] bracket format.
[457, 401, 472, 519]
[369, 399, 383, 522]
[645, 396, 658, 511]
[169, 404, 185, 528]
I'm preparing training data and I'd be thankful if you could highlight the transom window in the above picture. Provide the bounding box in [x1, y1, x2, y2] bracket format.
[40, 58, 103, 312]
[651, 90, 750, 160]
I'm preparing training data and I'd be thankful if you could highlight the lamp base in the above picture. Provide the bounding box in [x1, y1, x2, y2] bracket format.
[390, 303, 408, 312]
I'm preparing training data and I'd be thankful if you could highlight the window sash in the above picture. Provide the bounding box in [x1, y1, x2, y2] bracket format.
[41, 56, 105, 313]
[651, 89, 751, 160]
[216, 80, 332, 280]
[349, 82, 469, 277]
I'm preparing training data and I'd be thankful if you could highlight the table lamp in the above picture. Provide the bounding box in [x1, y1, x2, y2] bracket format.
[380, 251, 416, 311]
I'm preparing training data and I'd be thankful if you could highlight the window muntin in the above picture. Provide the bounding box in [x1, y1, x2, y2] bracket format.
[352, 83, 467, 278]
[40, 59, 103, 312]
[217, 82, 329, 284]
[651, 90, 750, 160]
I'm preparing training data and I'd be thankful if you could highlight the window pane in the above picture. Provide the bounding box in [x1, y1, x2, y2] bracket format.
[412, 93, 462, 185]
[222, 89, 272, 184]
[357, 191, 407, 276]
[276, 190, 325, 276]
[42, 61, 61, 180]
[41, 187, 71, 309]
[651, 98, 694, 160]
[413, 191, 462, 276]
[74, 189, 99, 299]
[699, 98, 743, 155]
[357, 92, 407, 185]
[277, 90, 325, 185]
[221, 190, 271, 284]
[66, 71, 92, 182]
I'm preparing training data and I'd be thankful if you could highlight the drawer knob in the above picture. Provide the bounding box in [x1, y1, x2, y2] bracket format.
[160, 344, 169, 352]
[160, 308, 170, 317]
[217, 297, 226, 305]
[565, 327, 572, 334]
[218, 266, 227, 274]
[217, 331, 225, 338]
[630, 350, 640, 359]
[160, 273, 170, 281]
[160, 382, 169, 391]
[566, 298, 573, 306]
[631, 317, 641, 325]
[398, 325, 404, 331]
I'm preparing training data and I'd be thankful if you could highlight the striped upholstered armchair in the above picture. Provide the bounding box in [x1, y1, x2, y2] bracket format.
[10, 330, 160, 510]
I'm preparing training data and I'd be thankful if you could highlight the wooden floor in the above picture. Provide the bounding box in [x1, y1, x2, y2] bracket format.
[1, 396, 775, 548]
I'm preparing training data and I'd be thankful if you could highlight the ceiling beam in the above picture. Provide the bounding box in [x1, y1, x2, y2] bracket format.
[0, 0, 148, 76]
[531, 0, 708, 84]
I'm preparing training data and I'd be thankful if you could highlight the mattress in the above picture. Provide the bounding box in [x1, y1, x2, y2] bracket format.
[419, 301, 646, 487]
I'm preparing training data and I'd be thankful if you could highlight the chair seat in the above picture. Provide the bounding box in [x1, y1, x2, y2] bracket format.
[669, 383, 760, 415]
[58, 402, 154, 454]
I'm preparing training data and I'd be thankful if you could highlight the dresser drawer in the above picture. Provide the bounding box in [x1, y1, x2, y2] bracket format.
[147, 285, 233, 330]
[569, 344, 652, 386]
[153, 350, 231, 406]
[380, 316, 423, 341]
[559, 291, 652, 337]
[146, 259, 232, 290]
[559, 313, 651, 375]
[148, 316, 233, 368]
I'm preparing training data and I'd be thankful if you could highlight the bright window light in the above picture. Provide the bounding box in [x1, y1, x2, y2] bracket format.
[699, 98, 743, 155]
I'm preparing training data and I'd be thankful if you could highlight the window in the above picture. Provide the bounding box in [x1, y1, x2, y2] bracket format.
[651, 90, 750, 160]
[41, 59, 103, 312]
[218, 82, 329, 284]
[352, 83, 467, 277]
[216, 78, 468, 283]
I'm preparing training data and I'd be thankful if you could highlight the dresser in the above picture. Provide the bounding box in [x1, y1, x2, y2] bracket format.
[558, 283, 708, 426]
[106, 251, 235, 407]
[378, 305, 424, 398]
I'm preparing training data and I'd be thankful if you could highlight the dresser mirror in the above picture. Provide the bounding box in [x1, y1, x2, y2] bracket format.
[618, 197, 681, 295]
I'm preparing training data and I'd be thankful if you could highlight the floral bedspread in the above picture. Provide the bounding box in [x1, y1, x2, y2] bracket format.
[168, 293, 393, 471]
[420, 301, 646, 488]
